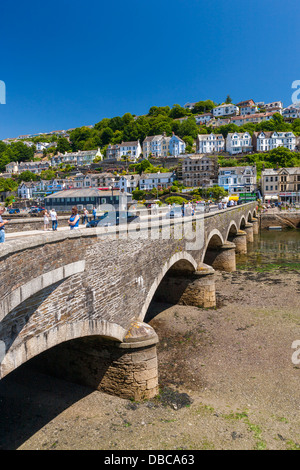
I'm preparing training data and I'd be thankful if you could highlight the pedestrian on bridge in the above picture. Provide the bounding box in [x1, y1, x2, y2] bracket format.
[69, 206, 80, 230]
[50, 208, 58, 231]
[0, 206, 9, 243]
[43, 210, 50, 231]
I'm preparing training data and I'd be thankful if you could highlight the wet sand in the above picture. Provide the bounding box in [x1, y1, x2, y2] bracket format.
[0, 268, 300, 450]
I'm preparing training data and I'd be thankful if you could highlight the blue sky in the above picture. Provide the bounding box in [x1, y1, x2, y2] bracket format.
[0, 0, 299, 139]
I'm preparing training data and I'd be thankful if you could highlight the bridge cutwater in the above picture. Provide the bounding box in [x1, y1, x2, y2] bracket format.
[0, 202, 258, 400]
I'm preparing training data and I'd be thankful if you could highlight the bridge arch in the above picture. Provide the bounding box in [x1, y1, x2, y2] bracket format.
[226, 221, 239, 241]
[0, 319, 125, 380]
[201, 229, 224, 264]
[239, 215, 247, 230]
[138, 251, 198, 322]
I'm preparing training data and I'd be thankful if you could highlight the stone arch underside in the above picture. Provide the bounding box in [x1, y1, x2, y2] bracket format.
[0, 319, 126, 380]
[138, 251, 198, 322]
[226, 221, 239, 242]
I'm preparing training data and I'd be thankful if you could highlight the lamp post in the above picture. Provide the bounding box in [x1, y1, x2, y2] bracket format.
[110, 178, 115, 206]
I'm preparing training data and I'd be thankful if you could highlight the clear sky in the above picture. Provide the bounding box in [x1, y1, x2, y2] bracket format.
[0, 0, 299, 139]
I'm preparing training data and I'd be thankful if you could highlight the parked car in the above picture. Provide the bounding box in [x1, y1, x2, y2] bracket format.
[8, 208, 20, 214]
[29, 207, 44, 216]
[165, 207, 183, 218]
[86, 211, 140, 227]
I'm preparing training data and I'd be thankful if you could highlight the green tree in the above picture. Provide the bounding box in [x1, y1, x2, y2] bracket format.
[56, 137, 71, 153]
[132, 189, 146, 201]
[0, 177, 18, 192]
[40, 169, 56, 180]
[191, 100, 215, 114]
[169, 104, 190, 119]
[17, 171, 40, 183]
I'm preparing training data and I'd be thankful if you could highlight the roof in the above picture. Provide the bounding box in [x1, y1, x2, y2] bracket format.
[120, 141, 140, 146]
[236, 99, 255, 107]
[220, 166, 256, 174]
[231, 112, 276, 121]
[261, 167, 300, 175]
[140, 172, 174, 179]
[45, 188, 128, 198]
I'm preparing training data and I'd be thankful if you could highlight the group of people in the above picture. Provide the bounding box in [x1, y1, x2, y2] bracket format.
[217, 200, 237, 210]
[0, 205, 97, 244]
[43, 208, 58, 231]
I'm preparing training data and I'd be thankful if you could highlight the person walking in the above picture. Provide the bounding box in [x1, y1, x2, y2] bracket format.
[0, 206, 8, 243]
[92, 207, 97, 220]
[43, 210, 50, 231]
[82, 207, 89, 224]
[50, 208, 58, 231]
[69, 206, 80, 230]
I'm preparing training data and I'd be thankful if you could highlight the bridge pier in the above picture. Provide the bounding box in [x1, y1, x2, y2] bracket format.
[204, 241, 236, 272]
[230, 230, 247, 254]
[252, 218, 259, 235]
[32, 321, 159, 401]
[153, 264, 216, 308]
[244, 223, 254, 243]
[98, 321, 159, 401]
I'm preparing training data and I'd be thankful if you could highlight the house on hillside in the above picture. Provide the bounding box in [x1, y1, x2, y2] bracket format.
[218, 166, 257, 194]
[196, 133, 225, 153]
[252, 131, 296, 152]
[226, 132, 253, 155]
[213, 104, 239, 117]
[236, 100, 258, 116]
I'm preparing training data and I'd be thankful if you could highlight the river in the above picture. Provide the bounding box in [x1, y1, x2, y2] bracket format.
[237, 229, 300, 271]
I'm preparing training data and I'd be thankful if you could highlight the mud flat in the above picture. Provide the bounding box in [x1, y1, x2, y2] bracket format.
[0, 265, 299, 450]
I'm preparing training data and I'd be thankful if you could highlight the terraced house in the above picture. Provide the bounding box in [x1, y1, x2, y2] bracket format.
[261, 167, 300, 204]
[142, 132, 185, 158]
[218, 166, 257, 194]
[252, 131, 296, 152]
[226, 132, 253, 155]
[196, 133, 225, 153]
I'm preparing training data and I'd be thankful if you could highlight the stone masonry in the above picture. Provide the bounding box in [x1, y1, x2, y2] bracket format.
[0, 202, 257, 399]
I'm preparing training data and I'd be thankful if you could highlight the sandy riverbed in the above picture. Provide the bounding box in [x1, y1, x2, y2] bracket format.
[0, 268, 299, 450]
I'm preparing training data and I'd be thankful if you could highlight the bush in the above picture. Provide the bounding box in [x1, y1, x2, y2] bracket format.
[165, 196, 187, 205]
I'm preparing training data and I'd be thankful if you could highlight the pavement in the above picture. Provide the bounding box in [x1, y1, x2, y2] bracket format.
[3, 205, 220, 241]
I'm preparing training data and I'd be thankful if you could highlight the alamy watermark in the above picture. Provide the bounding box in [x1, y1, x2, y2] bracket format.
[292, 340, 300, 365]
[0, 80, 6, 104]
[291, 80, 300, 104]
[92, 198, 205, 252]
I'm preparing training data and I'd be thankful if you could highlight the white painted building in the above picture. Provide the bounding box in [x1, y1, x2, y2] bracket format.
[218, 166, 257, 194]
[119, 141, 142, 161]
[282, 104, 300, 120]
[51, 149, 101, 167]
[196, 133, 225, 153]
[236, 99, 258, 116]
[226, 132, 253, 155]
[194, 113, 213, 125]
[117, 174, 141, 193]
[230, 112, 278, 126]
[253, 131, 296, 152]
[212, 104, 239, 117]
[264, 101, 283, 111]
[138, 172, 175, 191]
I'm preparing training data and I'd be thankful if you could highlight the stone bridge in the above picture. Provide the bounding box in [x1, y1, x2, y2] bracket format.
[0, 202, 258, 400]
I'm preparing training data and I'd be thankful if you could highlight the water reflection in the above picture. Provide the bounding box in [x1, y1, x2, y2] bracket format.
[236, 230, 300, 271]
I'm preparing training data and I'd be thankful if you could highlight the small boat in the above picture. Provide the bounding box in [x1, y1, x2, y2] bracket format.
[268, 226, 282, 231]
